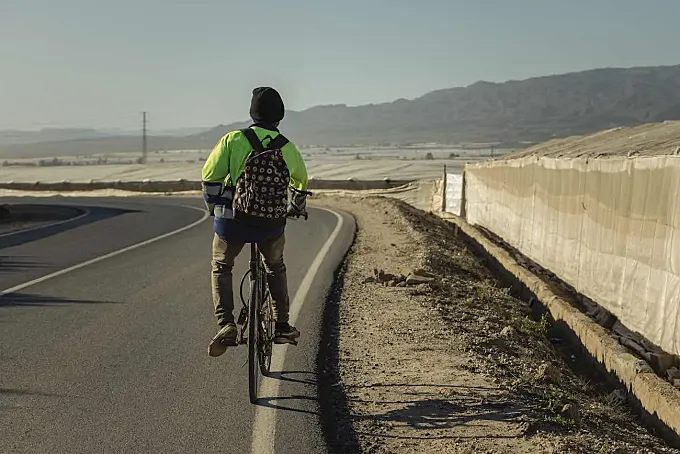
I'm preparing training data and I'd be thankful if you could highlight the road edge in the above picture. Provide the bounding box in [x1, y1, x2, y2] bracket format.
[315, 212, 360, 453]
[250, 207, 350, 454]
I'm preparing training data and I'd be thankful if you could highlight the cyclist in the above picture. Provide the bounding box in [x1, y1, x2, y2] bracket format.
[201, 86, 309, 358]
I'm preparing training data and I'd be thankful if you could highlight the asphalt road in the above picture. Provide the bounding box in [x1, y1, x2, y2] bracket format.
[0, 196, 354, 454]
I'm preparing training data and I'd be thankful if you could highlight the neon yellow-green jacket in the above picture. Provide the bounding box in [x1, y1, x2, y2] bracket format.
[201, 124, 308, 241]
[202, 125, 307, 190]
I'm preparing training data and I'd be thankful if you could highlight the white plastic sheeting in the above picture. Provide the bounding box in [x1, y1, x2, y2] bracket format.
[464, 156, 680, 356]
[444, 173, 463, 215]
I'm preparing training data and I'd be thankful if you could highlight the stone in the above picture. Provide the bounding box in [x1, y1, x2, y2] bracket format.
[634, 360, 653, 374]
[392, 275, 406, 285]
[673, 379, 680, 390]
[560, 403, 580, 423]
[412, 268, 435, 278]
[667, 367, 680, 381]
[594, 308, 617, 330]
[401, 268, 435, 279]
[649, 353, 676, 376]
[405, 274, 434, 286]
[373, 269, 398, 284]
[607, 389, 626, 406]
[500, 326, 516, 338]
[536, 362, 561, 384]
[621, 338, 648, 359]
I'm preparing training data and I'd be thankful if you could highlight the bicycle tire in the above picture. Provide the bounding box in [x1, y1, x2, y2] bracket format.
[259, 268, 274, 376]
[248, 263, 260, 404]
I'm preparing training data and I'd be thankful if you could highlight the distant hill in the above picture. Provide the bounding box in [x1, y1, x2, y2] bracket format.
[3, 63, 680, 158]
[0, 128, 120, 147]
[0, 126, 210, 148]
[196, 63, 680, 146]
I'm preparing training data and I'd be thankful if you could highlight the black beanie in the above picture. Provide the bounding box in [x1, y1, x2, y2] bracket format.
[249, 87, 285, 124]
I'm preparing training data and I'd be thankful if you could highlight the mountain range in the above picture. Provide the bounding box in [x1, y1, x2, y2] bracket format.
[2, 63, 680, 158]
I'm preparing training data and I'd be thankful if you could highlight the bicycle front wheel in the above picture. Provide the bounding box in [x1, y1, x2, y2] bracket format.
[248, 271, 260, 404]
[259, 286, 274, 377]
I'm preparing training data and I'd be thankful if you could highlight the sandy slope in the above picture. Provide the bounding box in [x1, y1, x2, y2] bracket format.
[501, 120, 680, 160]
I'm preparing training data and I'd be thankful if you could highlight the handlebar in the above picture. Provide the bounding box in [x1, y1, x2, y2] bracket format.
[290, 187, 313, 197]
[287, 211, 309, 221]
[288, 187, 311, 221]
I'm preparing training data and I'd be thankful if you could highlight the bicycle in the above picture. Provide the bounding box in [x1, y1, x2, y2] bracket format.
[236, 191, 312, 404]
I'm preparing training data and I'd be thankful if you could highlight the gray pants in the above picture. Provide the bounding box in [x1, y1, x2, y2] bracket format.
[211, 233, 290, 326]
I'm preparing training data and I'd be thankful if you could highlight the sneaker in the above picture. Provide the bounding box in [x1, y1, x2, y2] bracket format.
[208, 323, 238, 357]
[274, 322, 300, 345]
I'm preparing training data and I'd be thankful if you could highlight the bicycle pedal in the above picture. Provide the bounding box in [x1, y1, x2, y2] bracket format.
[274, 339, 298, 346]
[237, 307, 248, 325]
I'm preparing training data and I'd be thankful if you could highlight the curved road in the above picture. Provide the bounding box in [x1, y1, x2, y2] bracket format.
[0, 196, 354, 454]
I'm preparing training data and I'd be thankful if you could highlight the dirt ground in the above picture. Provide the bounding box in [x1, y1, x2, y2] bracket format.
[316, 196, 679, 454]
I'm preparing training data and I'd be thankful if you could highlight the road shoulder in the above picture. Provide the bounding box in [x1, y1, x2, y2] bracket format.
[316, 196, 677, 454]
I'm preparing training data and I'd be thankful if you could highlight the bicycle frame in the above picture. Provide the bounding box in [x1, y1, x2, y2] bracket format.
[237, 242, 275, 403]
[236, 190, 313, 403]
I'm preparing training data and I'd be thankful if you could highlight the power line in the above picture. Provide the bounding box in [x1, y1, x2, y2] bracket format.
[141, 111, 148, 164]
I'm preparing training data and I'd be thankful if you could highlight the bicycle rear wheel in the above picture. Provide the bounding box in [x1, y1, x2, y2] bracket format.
[248, 259, 260, 404]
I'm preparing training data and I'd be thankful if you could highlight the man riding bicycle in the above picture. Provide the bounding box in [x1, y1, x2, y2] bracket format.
[201, 86, 309, 357]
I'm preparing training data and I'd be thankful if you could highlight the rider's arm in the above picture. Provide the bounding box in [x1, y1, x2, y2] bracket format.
[201, 133, 233, 212]
[282, 141, 309, 216]
[282, 141, 308, 192]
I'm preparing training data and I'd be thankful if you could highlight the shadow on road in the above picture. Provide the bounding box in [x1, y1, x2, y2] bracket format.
[0, 255, 50, 275]
[0, 292, 123, 308]
[0, 387, 64, 398]
[255, 394, 319, 416]
[254, 370, 320, 415]
[0, 206, 140, 250]
[0, 387, 74, 412]
[267, 370, 317, 386]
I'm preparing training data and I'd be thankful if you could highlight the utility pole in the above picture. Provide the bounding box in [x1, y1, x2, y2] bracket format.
[141, 111, 148, 164]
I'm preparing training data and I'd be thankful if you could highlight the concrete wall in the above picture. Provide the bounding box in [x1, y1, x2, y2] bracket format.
[462, 155, 680, 358]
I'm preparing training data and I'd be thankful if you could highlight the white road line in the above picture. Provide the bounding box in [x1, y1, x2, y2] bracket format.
[0, 208, 91, 239]
[0, 205, 208, 297]
[251, 208, 346, 454]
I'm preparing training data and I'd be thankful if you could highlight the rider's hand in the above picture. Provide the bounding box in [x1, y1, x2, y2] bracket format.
[286, 205, 307, 218]
[289, 190, 307, 215]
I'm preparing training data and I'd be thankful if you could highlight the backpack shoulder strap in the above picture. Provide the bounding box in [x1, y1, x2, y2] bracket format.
[266, 133, 289, 150]
[240, 128, 264, 153]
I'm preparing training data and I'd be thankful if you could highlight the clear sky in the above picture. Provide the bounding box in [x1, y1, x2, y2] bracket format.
[2, 0, 680, 131]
